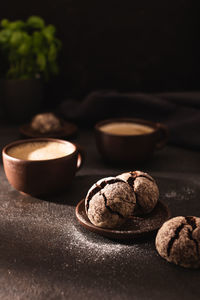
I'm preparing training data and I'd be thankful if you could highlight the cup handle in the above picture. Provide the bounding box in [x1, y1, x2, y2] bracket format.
[75, 144, 85, 171]
[155, 123, 169, 150]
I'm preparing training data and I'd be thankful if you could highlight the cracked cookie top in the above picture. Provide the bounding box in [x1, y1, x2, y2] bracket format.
[156, 216, 200, 268]
[117, 171, 159, 214]
[85, 177, 136, 229]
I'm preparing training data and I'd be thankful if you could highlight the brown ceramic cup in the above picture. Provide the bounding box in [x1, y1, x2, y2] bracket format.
[2, 138, 84, 196]
[95, 118, 168, 164]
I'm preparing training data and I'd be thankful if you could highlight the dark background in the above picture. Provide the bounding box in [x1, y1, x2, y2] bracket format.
[1, 1, 199, 104]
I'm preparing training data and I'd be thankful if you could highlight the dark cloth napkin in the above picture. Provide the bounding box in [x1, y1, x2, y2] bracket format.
[58, 91, 200, 150]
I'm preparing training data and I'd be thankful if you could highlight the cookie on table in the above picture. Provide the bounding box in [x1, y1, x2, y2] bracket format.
[117, 171, 159, 214]
[156, 216, 200, 268]
[85, 177, 136, 229]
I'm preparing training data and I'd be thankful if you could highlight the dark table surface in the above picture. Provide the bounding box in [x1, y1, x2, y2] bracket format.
[0, 124, 200, 300]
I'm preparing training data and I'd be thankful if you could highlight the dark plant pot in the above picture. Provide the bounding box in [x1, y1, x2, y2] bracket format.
[0, 79, 43, 123]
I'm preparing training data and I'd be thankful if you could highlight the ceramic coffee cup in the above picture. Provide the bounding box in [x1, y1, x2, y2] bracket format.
[95, 118, 168, 164]
[2, 138, 84, 196]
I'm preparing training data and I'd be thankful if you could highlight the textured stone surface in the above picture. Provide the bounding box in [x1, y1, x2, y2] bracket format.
[117, 171, 159, 214]
[156, 216, 200, 268]
[1, 171, 200, 299]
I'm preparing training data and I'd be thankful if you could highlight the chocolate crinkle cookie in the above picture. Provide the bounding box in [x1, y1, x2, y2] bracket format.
[117, 171, 159, 214]
[156, 216, 200, 268]
[31, 112, 62, 133]
[85, 177, 136, 229]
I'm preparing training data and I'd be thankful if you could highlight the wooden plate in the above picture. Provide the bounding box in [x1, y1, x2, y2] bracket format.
[75, 199, 170, 240]
[20, 121, 78, 139]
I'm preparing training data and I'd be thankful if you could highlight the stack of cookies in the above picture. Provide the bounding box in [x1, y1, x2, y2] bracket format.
[85, 171, 159, 229]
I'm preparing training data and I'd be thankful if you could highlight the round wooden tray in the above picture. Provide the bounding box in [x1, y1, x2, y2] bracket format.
[75, 199, 170, 240]
[20, 121, 78, 139]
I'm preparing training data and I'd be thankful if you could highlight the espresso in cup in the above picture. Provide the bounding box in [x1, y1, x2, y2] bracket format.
[99, 122, 155, 136]
[7, 141, 75, 161]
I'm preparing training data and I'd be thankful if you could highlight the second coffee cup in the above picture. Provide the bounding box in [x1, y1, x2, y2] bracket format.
[95, 118, 168, 164]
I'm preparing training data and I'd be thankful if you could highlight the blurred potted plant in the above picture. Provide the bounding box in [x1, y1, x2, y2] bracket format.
[0, 16, 61, 122]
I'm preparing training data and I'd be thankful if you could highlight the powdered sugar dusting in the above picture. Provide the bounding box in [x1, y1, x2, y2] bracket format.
[69, 224, 132, 257]
[164, 186, 195, 202]
[165, 191, 177, 199]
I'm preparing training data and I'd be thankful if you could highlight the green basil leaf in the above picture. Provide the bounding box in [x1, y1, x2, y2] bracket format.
[37, 53, 46, 70]
[1, 19, 9, 28]
[8, 20, 25, 30]
[0, 29, 12, 44]
[48, 44, 57, 61]
[27, 16, 45, 29]
[18, 43, 30, 55]
[10, 31, 24, 46]
[42, 25, 56, 42]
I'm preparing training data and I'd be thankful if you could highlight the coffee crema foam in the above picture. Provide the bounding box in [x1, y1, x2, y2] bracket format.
[99, 122, 154, 136]
[7, 141, 75, 161]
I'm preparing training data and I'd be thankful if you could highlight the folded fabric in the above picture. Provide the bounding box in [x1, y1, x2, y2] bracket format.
[58, 91, 200, 150]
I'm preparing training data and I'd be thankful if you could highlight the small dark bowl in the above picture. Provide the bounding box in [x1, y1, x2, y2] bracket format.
[2, 138, 84, 196]
[95, 118, 168, 164]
